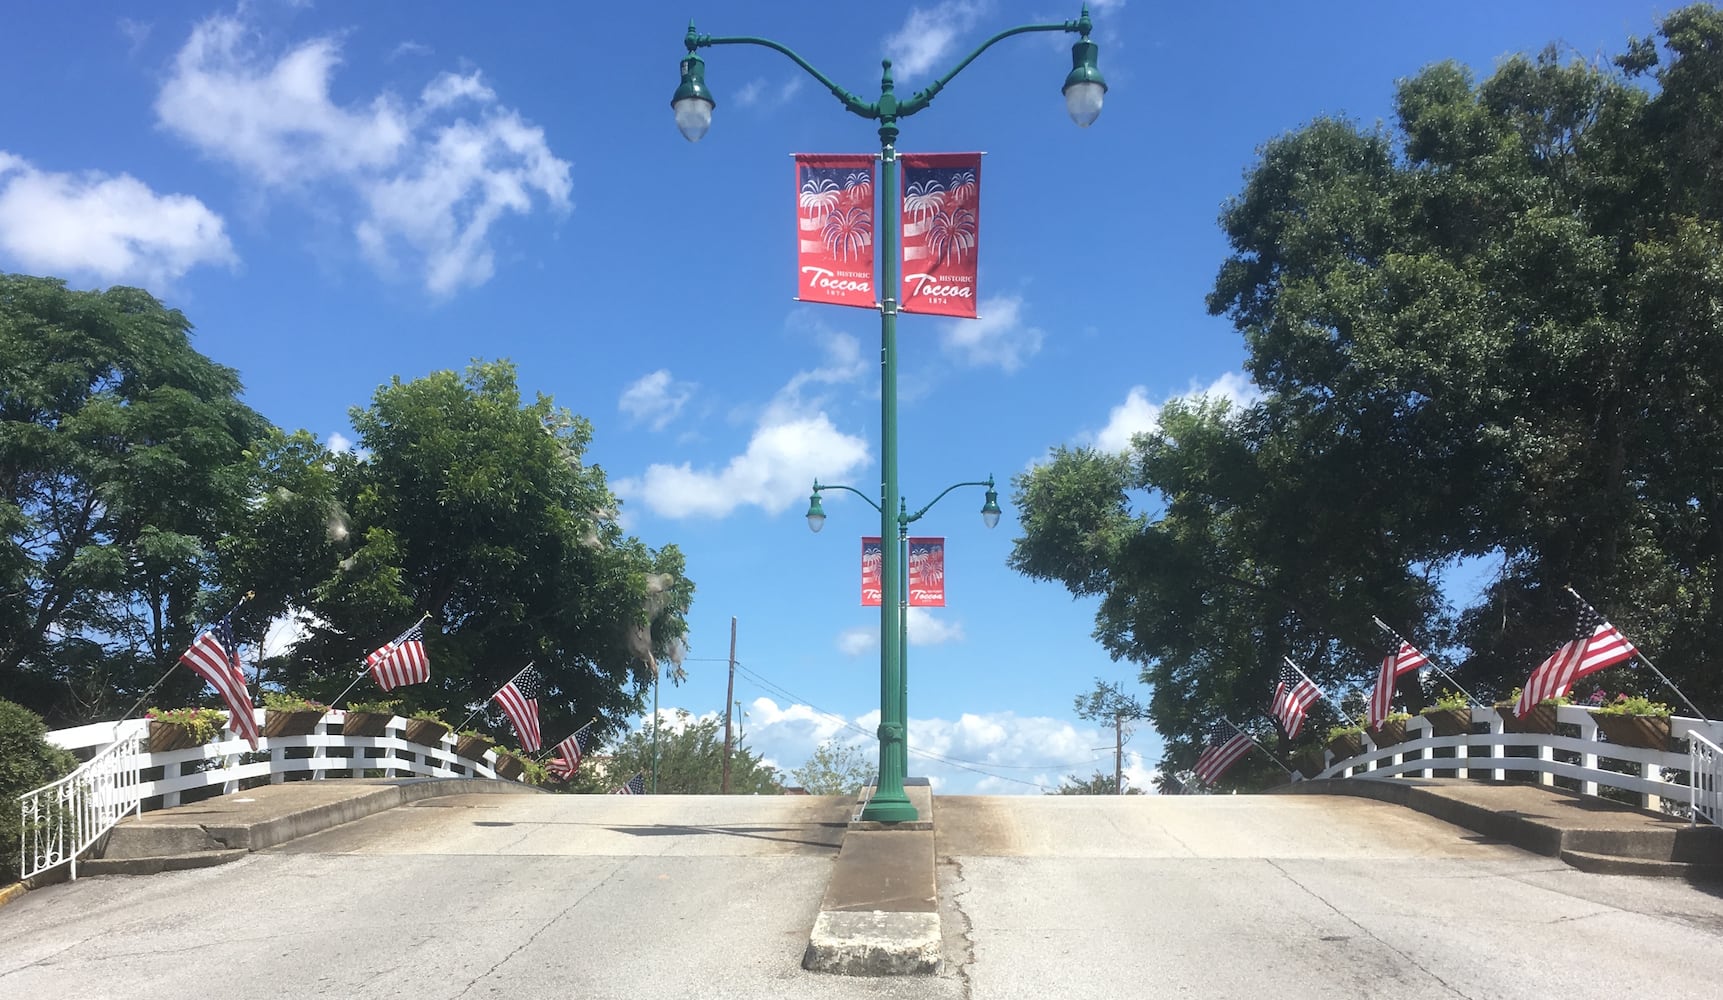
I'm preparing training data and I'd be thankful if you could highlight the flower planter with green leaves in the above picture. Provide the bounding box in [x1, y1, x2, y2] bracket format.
[1326, 724, 1365, 760]
[341, 699, 399, 738]
[1590, 694, 1673, 751]
[260, 691, 329, 738]
[1492, 689, 1565, 734]
[146, 707, 228, 752]
[1420, 691, 1473, 737]
[403, 711, 451, 748]
[1291, 747, 1327, 778]
[491, 749, 525, 780]
[455, 731, 497, 761]
[1366, 713, 1411, 747]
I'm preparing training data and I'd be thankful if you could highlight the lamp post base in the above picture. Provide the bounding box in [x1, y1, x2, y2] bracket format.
[860, 791, 919, 823]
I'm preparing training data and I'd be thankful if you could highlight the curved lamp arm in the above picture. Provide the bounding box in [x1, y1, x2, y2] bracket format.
[685, 28, 876, 120]
[903, 476, 997, 526]
[900, 11, 1093, 117]
[809, 479, 883, 513]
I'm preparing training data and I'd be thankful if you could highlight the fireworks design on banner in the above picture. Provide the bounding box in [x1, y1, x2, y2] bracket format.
[794, 154, 877, 309]
[901, 153, 981, 318]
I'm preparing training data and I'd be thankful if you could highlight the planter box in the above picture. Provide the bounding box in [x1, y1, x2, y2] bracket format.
[341, 711, 393, 738]
[455, 734, 496, 761]
[1327, 733, 1364, 759]
[148, 720, 203, 753]
[492, 754, 525, 780]
[1421, 708, 1473, 737]
[1496, 705, 1556, 734]
[262, 709, 325, 738]
[1367, 719, 1408, 746]
[403, 718, 451, 748]
[1292, 749, 1327, 778]
[1594, 714, 1671, 751]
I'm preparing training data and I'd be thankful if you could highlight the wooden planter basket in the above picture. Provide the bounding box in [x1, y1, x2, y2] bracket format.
[147, 720, 203, 753]
[1594, 714, 1671, 751]
[262, 709, 325, 738]
[341, 712, 393, 738]
[455, 734, 497, 761]
[492, 754, 525, 780]
[1496, 705, 1557, 735]
[1367, 719, 1408, 746]
[1421, 708, 1473, 737]
[403, 718, 451, 748]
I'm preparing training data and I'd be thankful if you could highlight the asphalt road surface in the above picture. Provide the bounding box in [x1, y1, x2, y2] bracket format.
[4, 793, 1722, 1000]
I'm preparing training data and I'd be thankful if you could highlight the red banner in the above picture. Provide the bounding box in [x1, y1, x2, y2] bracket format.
[861, 536, 883, 607]
[908, 537, 945, 607]
[795, 154, 876, 309]
[900, 153, 980, 318]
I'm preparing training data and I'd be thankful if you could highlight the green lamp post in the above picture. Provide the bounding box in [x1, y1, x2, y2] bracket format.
[674, 7, 1105, 823]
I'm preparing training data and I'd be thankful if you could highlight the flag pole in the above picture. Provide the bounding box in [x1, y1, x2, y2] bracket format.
[1282, 656, 1349, 729]
[1565, 586, 1710, 723]
[1372, 616, 1483, 708]
[534, 717, 597, 762]
[331, 611, 432, 709]
[116, 590, 256, 732]
[457, 660, 534, 734]
[1221, 715, 1296, 777]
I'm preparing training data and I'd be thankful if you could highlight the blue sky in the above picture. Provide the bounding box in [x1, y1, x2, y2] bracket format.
[0, 1, 1664, 792]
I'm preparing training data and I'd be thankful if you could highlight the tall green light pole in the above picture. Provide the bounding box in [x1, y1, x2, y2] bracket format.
[673, 7, 1105, 822]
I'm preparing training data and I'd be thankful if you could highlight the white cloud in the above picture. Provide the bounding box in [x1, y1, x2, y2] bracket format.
[884, 1, 988, 79]
[694, 697, 1161, 795]
[0, 152, 235, 288]
[1088, 371, 1261, 453]
[326, 431, 354, 454]
[616, 333, 871, 519]
[389, 40, 433, 61]
[940, 295, 1044, 372]
[156, 13, 571, 296]
[619, 370, 695, 431]
[836, 607, 966, 655]
[734, 76, 804, 109]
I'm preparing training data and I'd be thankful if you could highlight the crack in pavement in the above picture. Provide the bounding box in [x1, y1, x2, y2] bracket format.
[1267, 859, 1476, 1000]
[449, 856, 633, 999]
[939, 856, 977, 1000]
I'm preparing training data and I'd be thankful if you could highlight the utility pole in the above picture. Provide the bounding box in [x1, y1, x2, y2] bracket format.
[721, 616, 737, 794]
[1115, 712, 1124, 795]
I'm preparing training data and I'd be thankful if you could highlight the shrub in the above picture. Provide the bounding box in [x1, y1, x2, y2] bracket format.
[260, 691, 329, 713]
[1425, 690, 1470, 711]
[146, 706, 230, 744]
[1492, 687, 1569, 709]
[2, 699, 79, 883]
[346, 699, 400, 715]
[1591, 693, 1672, 718]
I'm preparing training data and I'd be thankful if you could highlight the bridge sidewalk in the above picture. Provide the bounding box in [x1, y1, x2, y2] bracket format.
[1278, 776, 1723, 878]
[80, 777, 540, 876]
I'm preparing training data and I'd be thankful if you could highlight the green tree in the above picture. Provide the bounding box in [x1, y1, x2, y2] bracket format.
[1073, 679, 1149, 795]
[275, 361, 694, 743]
[564, 710, 779, 794]
[0, 275, 269, 724]
[788, 738, 875, 795]
[1011, 5, 1723, 775]
[1049, 770, 1145, 795]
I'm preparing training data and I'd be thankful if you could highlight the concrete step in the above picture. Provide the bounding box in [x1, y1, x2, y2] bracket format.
[77, 849, 249, 877]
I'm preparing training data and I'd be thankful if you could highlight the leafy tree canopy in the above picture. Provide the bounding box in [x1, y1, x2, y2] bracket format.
[1011, 5, 1723, 778]
[788, 737, 875, 795]
[0, 275, 268, 722]
[561, 710, 780, 795]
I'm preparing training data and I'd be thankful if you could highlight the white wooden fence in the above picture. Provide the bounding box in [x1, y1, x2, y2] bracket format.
[1302, 705, 1722, 823]
[19, 711, 528, 882]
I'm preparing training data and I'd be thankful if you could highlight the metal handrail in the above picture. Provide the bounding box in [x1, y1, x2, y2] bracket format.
[1691, 730, 1722, 828]
[18, 731, 142, 882]
[851, 771, 880, 823]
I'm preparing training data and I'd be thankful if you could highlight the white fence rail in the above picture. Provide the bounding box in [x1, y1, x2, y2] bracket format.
[1692, 731, 1722, 828]
[18, 731, 143, 882]
[20, 710, 528, 882]
[1303, 705, 1721, 821]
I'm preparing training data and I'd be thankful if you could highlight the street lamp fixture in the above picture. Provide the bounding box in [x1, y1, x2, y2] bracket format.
[675, 7, 1101, 823]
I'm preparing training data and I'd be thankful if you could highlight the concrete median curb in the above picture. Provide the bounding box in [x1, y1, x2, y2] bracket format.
[802, 781, 941, 976]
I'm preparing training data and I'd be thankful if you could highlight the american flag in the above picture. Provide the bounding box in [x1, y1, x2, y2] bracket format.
[492, 665, 543, 752]
[613, 771, 647, 795]
[178, 613, 260, 750]
[1271, 662, 1322, 740]
[365, 621, 430, 691]
[1192, 720, 1253, 786]
[1516, 600, 1637, 717]
[547, 721, 596, 779]
[1368, 632, 1429, 728]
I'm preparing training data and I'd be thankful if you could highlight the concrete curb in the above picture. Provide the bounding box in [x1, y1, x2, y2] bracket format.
[0, 881, 29, 910]
[93, 777, 541, 874]
[1276, 778, 1722, 878]
[804, 911, 941, 975]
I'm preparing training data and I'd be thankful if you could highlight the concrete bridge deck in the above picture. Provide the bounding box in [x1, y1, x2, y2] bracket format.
[3, 779, 1721, 998]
